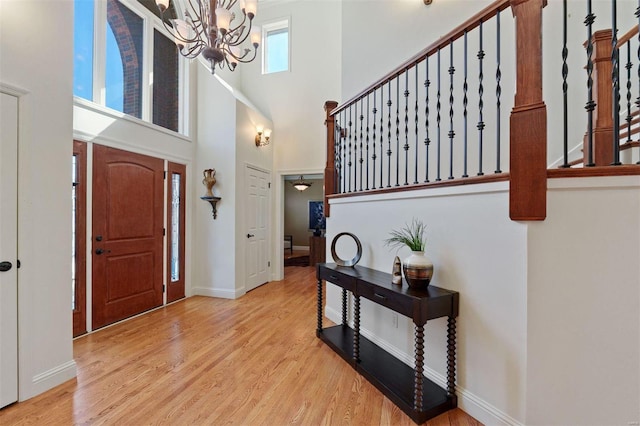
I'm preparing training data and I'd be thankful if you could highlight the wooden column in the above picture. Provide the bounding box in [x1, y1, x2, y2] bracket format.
[584, 30, 615, 166]
[509, 0, 547, 221]
[324, 100, 339, 218]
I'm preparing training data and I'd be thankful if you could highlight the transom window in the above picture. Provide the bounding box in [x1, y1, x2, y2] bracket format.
[73, 0, 185, 134]
[262, 19, 290, 74]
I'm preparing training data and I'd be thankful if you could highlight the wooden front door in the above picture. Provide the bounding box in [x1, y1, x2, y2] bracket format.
[92, 145, 164, 329]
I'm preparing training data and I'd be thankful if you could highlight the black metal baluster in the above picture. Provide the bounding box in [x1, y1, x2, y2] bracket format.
[348, 105, 353, 192]
[612, 0, 622, 165]
[437, 48, 442, 182]
[478, 20, 485, 176]
[387, 83, 392, 188]
[380, 85, 385, 186]
[585, 1, 596, 167]
[463, 31, 469, 177]
[333, 118, 342, 194]
[448, 40, 456, 180]
[359, 98, 364, 191]
[396, 77, 401, 187]
[404, 70, 410, 186]
[366, 94, 370, 190]
[626, 42, 633, 147]
[561, 0, 570, 168]
[342, 110, 347, 192]
[495, 9, 502, 174]
[372, 90, 378, 189]
[414, 64, 419, 184]
[425, 57, 431, 182]
[353, 101, 358, 191]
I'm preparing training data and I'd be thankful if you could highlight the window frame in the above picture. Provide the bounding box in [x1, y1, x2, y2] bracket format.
[261, 18, 290, 75]
[75, 0, 188, 136]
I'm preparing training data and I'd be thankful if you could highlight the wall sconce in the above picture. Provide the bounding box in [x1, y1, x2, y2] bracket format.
[255, 125, 272, 147]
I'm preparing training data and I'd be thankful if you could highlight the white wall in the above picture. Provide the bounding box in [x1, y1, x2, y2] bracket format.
[526, 176, 640, 425]
[328, 183, 528, 425]
[192, 69, 273, 299]
[239, 0, 342, 173]
[0, 0, 76, 399]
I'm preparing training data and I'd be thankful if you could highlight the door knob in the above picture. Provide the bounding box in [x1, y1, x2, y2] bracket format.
[95, 249, 111, 255]
[0, 261, 12, 272]
[247, 234, 254, 238]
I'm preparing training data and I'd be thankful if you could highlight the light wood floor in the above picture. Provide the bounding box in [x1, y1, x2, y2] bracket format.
[0, 266, 481, 426]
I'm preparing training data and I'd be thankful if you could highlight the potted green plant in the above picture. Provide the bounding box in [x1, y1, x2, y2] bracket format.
[384, 218, 433, 289]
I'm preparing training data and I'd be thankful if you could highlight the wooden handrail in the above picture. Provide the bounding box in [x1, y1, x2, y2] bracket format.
[330, 0, 512, 116]
[618, 25, 639, 47]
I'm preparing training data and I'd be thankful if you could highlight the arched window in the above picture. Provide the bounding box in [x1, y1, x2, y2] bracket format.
[73, 0, 183, 134]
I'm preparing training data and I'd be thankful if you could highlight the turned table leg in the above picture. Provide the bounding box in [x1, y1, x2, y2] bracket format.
[353, 295, 360, 363]
[414, 323, 425, 411]
[342, 289, 348, 325]
[316, 278, 323, 333]
[447, 316, 457, 398]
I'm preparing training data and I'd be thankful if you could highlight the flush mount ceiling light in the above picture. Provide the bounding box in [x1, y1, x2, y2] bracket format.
[292, 175, 312, 191]
[155, 0, 260, 74]
[423, 0, 433, 4]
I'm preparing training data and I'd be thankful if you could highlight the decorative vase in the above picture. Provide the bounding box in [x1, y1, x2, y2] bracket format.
[202, 169, 217, 197]
[402, 251, 433, 289]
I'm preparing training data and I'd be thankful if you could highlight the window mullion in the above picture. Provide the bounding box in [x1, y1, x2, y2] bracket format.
[142, 17, 152, 122]
[93, 0, 107, 105]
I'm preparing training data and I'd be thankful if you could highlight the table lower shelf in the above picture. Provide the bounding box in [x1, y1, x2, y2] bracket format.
[318, 325, 455, 424]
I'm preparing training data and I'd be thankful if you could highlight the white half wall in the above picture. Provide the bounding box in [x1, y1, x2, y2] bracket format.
[526, 176, 640, 425]
[327, 182, 528, 425]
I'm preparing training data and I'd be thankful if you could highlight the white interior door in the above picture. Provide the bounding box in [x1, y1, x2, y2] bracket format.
[0, 92, 19, 408]
[245, 165, 270, 292]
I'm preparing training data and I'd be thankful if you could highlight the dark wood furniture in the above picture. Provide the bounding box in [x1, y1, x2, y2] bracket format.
[316, 263, 459, 424]
[284, 234, 293, 255]
[309, 236, 326, 265]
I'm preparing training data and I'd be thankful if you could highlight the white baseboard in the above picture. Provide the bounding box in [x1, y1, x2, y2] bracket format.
[192, 286, 245, 299]
[23, 360, 77, 401]
[324, 306, 522, 426]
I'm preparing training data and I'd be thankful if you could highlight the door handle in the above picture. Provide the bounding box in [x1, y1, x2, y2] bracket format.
[247, 234, 254, 238]
[0, 261, 12, 272]
[95, 249, 111, 255]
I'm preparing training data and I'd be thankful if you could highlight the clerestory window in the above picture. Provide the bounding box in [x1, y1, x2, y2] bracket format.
[73, 0, 185, 134]
[262, 19, 290, 74]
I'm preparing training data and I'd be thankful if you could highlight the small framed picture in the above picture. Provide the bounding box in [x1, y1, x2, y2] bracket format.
[308, 200, 326, 232]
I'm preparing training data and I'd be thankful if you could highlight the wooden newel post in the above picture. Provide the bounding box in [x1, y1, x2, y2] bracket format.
[584, 30, 614, 166]
[509, 0, 547, 221]
[324, 101, 338, 218]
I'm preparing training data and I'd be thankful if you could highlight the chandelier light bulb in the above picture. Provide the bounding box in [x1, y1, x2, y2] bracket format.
[155, 0, 169, 12]
[250, 27, 261, 47]
[244, 0, 257, 18]
[216, 8, 232, 34]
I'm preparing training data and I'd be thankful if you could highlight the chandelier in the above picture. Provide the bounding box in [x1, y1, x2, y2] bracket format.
[155, 0, 260, 74]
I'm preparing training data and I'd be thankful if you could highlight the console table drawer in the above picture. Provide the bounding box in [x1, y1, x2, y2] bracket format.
[318, 267, 356, 291]
[358, 281, 413, 317]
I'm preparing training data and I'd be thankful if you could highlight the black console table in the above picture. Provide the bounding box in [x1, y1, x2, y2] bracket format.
[316, 263, 459, 424]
